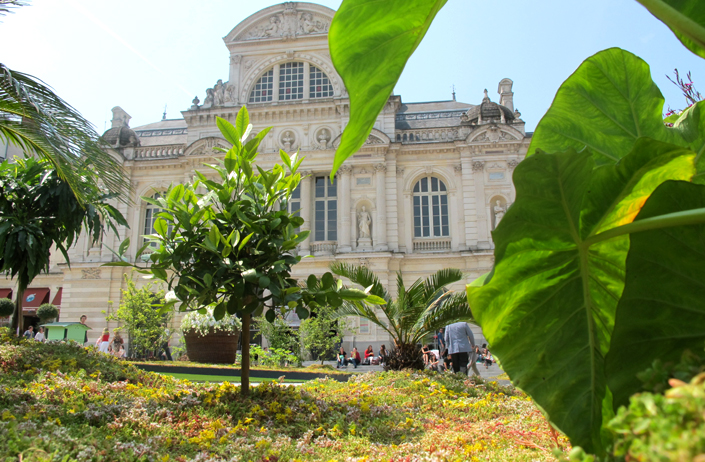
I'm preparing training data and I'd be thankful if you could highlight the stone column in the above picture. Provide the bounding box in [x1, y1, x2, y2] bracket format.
[374, 163, 388, 250]
[272, 64, 281, 102]
[338, 165, 353, 253]
[300, 171, 313, 255]
[472, 160, 490, 248]
[228, 55, 242, 105]
[303, 62, 311, 100]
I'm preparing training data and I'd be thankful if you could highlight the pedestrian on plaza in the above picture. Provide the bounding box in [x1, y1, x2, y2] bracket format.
[363, 345, 374, 365]
[482, 344, 493, 369]
[337, 346, 347, 368]
[161, 323, 173, 361]
[437, 327, 446, 352]
[23, 325, 34, 340]
[349, 347, 361, 368]
[378, 344, 389, 366]
[444, 322, 481, 376]
[96, 328, 110, 353]
[111, 332, 124, 353]
[116, 344, 126, 359]
[34, 326, 46, 342]
[79, 315, 88, 344]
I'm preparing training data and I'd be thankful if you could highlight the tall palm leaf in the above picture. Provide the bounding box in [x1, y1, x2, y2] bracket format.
[330, 263, 474, 370]
[0, 64, 130, 202]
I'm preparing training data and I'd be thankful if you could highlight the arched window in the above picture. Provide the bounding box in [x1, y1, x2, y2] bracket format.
[413, 177, 449, 238]
[248, 62, 335, 103]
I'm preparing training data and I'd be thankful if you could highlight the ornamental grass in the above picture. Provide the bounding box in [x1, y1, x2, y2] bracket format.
[0, 333, 570, 461]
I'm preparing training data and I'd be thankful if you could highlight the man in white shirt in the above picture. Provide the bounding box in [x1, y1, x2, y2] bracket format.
[444, 321, 481, 376]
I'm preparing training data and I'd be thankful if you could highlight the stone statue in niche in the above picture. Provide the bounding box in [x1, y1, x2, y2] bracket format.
[203, 88, 214, 108]
[213, 80, 226, 106]
[493, 200, 506, 228]
[281, 131, 295, 151]
[358, 206, 372, 239]
[316, 128, 331, 149]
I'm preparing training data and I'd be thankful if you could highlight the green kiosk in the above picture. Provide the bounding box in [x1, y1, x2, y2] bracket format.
[41, 322, 91, 343]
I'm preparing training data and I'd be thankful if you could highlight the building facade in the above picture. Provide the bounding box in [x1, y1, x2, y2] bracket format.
[2, 2, 530, 350]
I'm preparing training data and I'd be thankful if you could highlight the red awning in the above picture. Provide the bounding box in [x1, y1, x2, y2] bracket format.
[0, 288, 12, 300]
[51, 288, 63, 306]
[22, 288, 50, 308]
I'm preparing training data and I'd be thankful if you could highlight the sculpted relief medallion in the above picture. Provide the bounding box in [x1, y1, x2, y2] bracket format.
[243, 8, 329, 41]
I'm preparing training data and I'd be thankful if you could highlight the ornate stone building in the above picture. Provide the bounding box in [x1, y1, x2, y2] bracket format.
[2, 2, 530, 350]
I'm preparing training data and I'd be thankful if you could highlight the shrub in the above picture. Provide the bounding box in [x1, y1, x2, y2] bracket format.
[36, 303, 59, 321]
[0, 298, 14, 318]
[181, 305, 241, 337]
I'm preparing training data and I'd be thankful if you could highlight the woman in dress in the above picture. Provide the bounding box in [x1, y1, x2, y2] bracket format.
[96, 328, 110, 353]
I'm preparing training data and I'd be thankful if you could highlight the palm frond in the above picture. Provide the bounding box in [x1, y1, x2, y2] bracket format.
[330, 261, 389, 301]
[0, 64, 131, 203]
[419, 290, 474, 334]
[422, 268, 465, 303]
[331, 299, 398, 341]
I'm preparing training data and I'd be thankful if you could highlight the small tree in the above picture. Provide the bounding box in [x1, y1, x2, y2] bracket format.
[106, 274, 170, 359]
[0, 158, 127, 336]
[0, 298, 14, 318]
[300, 304, 348, 365]
[255, 314, 302, 365]
[106, 107, 384, 395]
[36, 303, 59, 322]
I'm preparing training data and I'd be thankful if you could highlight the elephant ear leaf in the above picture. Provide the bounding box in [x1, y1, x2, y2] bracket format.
[466, 139, 695, 455]
[636, 0, 705, 59]
[606, 180, 705, 408]
[671, 100, 705, 184]
[328, 0, 447, 178]
[528, 48, 678, 165]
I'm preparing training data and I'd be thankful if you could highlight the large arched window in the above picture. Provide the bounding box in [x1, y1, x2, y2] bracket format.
[248, 62, 334, 103]
[413, 177, 449, 238]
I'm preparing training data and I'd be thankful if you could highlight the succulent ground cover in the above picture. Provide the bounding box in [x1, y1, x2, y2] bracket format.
[0, 334, 569, 461]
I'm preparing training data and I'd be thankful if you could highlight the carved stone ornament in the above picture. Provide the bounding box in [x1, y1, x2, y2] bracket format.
[339, 165, 353, 175]
[507, 159, 520, 170]
[280, 130, 296, 151]
[488, 162, 503, 170]
[314, 127, 332, 150]
[201, 79, 237, 108]
[396, 166, 405, 177]
[454, 164, 463, 174]
[374, 163, 387, 173]
[364, 134, 385, 145]
[81, 268, 101, 279]
[359, 257, 369, 267]
[244, 6, 329, 41]
[230, 54, 243, 64]
[473, 132, 489, 142]
[472, 161, 484, 172]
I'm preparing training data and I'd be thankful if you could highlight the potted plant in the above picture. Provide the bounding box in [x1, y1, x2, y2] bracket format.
[181, 306, 242, 364]
[37, 303, 59, 323]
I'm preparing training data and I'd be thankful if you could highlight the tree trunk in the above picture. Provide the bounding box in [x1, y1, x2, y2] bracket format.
[240, 313, 251, 396]
[12, 287, 25, 337]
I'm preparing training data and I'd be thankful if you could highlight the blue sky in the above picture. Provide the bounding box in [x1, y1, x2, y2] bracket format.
[1, 0, 703, 133]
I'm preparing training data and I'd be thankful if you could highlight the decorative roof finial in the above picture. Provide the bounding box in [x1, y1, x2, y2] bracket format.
[452, 84, 456, 101]
[483, 89, 489, 101]
[162, 104, 167, 121]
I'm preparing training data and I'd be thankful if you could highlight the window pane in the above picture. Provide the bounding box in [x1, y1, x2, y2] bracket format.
[413, 181, 420, 193]
[440, 180, 447, 192]
[249, 69, 274, 103]
[420, 177, 428, 193]
[328, 176, 337, 197]
[327, 200, 337, 241]
[432, 195, 440, 236]
[315, 202, 325, 241]
[291, 184, 301, 200]
[431, 177, 438, 192]
[279, 62, 304, 100]
[441, 195, 449, 236]
[309, 65, 334, 98]
[421, 195, 430, 237]
[315, 176, 325, 198]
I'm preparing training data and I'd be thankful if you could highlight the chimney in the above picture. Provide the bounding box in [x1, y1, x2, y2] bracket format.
[497, 78, 514, 112]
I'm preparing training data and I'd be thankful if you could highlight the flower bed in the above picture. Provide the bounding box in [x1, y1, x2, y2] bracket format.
[0, 333, 572, 461]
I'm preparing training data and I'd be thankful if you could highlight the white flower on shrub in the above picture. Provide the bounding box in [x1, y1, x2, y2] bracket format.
[181, 306, 242, 337]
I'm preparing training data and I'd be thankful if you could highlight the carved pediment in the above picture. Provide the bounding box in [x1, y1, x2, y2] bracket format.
[331, 129, 391, 149]
[226, 3, 335, 43]
[184, 137, 232, 157]
[469, 126, 520, 143]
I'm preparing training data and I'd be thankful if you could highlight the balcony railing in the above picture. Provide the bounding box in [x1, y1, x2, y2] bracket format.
[311, 241, 337, 255]
[134, 145, 184, 160]
[413, 238, 451, 252]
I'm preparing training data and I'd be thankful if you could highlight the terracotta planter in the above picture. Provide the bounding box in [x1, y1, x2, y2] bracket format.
[183, 329, 240, 364]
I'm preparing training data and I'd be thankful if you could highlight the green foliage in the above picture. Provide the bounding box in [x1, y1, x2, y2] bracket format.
[0, 157, 127, 334]
[255, 314, 301, 366]
[635, 0, 705, 59]
[330, 263, 471, 370]
[328, 0, 705, 456]
[329, 0, 447, 176]
[0, 63, 130, 201]
[36, 303, 58, 321]
[180, 305, 241, 337]
[608, 372, 705, 461]
[249, 344, 298, 368]
[0, 298, 13, 318]
[300, 304, 348, 364]
[106, 274, 170, 359]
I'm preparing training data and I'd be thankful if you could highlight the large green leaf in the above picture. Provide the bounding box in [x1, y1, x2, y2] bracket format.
[329, 0, 447, 177]
[671, 100, 705, 183]
[528, 48, 678, 164]
[605, 180, 705, 408]
[636, 0, 705, 59]
[466, 140, 695, 454]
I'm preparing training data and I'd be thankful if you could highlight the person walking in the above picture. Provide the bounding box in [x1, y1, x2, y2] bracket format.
[79, 315, 88, 345]
[444, 322, 481, 376]
[34, 326, 46, 342]
[23, 325, 34, 339]
[96, 328, 110, 353]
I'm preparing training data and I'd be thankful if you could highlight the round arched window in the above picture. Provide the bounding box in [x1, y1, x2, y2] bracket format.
[413, 177, 449, 238]
[144, 193, 167, 244]
[248, 62, 334, 103]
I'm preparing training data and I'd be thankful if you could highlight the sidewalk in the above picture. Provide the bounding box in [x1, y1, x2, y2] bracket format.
[302, 359, 508, 384]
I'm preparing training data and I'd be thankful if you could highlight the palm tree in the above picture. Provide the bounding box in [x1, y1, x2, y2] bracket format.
[1, 2, 130, 201]
[330, 262, 474, 370]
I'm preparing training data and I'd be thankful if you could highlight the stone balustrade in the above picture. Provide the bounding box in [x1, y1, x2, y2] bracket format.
[134, 146, 184, 160]
[396, 129, 458, 144]
[413, 239, 452, 252]
[311, 241, 337, 255]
